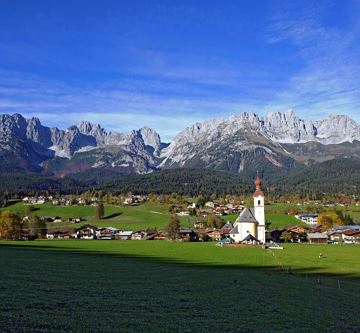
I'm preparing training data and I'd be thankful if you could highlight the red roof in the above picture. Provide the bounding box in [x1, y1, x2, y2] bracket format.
[253, 177, 264, 197]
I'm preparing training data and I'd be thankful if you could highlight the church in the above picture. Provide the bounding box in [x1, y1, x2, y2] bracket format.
[229, 177, 266, 244]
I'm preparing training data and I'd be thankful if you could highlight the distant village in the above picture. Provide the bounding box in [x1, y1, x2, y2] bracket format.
[17, 180, 360, 246]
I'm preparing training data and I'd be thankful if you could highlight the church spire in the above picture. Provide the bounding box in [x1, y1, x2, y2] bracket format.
[253, 175, 264, 197]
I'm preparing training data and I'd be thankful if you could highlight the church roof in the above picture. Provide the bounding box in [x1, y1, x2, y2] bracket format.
[253, 176, 264, 197]
[234, 208, 259, 225]
[242, 234, 259, 242]
[229, 225, 239, 234]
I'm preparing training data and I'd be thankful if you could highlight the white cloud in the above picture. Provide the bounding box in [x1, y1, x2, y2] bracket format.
[264, 2, 360, 122]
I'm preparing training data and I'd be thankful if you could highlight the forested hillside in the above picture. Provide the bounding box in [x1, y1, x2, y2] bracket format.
[0, 159, 359, 198]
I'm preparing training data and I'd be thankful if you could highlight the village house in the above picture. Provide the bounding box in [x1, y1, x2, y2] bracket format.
[22, 196, 47, 205]
[179, 229, 199, 242]
[131, 230, 158, 240]
[220, 222, 233, 237]
[205, 201, 215, 208]
[270, 229, 283, 243]
[96, 227, 119, 240]
[296, 214, 318, 225]
[187, 202, 196, 209]
[342, 230, 360, 244]
[41, 216, 62, 223]
[76, 225, 98, 239]
[46, 229, 72, 239]
[193, 221, 205, 229]
[285, 226, 309, 243]
[176, 210, 190, 216]
[68, 217, 82, 224]
[307, 232, 328, 244]
[199, 208, 213, 217]
[328, 231, 344, 243]
[154, 231, 166, 240]
[116, 231, 133, 240]
[207, 229, 222, 241]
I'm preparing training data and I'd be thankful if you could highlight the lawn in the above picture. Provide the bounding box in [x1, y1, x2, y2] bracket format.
[0, 240, 359, 332]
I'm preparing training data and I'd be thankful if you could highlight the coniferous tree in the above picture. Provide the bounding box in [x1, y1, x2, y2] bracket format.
[95, 203, 105, 220]
[165, 214, 181, 240]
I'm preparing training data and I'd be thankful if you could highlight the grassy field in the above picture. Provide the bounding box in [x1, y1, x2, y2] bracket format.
[0, 240, 359, 333]
[0, 201, 172, 230]
[1, 201, 359, 231]
[1, 201, 309, 231]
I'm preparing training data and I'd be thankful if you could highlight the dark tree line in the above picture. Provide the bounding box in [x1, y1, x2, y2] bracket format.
[0, 158, 360, 199]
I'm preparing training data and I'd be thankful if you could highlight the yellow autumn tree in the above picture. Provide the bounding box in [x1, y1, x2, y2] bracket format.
[0, 211, 22, 240]
[318, 213, 344, 231]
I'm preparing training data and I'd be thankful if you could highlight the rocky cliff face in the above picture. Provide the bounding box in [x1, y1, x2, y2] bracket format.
[0, 111, 359, 176]
[0, 113, 164, 174]
[160, 110, 360, 169]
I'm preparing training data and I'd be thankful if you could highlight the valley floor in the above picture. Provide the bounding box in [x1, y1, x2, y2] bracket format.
[0, 240, 359, 332]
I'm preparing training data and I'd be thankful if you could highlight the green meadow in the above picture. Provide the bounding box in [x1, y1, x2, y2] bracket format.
[1, 201, 359, 231]
[0, 201, 172, 230]
[0, 240, 359, 332]
[1, 201, 309, 230]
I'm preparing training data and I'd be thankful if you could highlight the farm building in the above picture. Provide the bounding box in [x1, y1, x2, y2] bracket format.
[307, 232, 328, 244]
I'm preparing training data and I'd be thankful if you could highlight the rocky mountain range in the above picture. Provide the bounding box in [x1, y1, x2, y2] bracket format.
[0, 110, 359, 177]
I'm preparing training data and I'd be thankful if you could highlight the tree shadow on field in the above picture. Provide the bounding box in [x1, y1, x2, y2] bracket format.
[1, 241, 360, 283]
[103, 212, 122, 219]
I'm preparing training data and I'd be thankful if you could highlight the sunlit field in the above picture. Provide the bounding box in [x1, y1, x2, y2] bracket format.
[0, 240, 359, 332]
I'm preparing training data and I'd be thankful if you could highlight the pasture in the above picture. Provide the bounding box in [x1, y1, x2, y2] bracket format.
[0, 201, 172, 230]
[0, 240, 359, 332]
[1, 201, 308, 230]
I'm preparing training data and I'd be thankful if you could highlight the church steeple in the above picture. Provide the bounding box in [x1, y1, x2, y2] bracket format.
[253, 175, 264, 197]
[253, 174, 266, 243]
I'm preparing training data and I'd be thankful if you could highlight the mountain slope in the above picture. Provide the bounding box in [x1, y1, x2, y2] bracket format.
[0, 113, 165, 174]
[1, 111, 360, 178]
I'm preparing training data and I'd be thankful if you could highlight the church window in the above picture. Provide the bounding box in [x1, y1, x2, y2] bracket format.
[258, 200, 261, 205]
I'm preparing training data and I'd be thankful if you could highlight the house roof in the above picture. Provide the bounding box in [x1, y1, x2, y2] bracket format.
[221, 222, 234, 231]
[299, 214, 318, 218]
[207, 229, 221, 235]
[118, 231, 133, 236]
[307, 232, 328, 239]
[179, 229, 195, 233]
[47, 228, 71, 234]
[234, 208, 258, 225]
[342, 230, 360, 236]
[333, 225, 360, 231]
[99, 227, 119, 231]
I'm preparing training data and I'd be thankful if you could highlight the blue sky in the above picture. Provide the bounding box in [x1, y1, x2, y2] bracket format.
[0, 0, 359, 140]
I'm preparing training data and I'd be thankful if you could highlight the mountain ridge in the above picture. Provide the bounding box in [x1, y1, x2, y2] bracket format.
[0, 111, 359, 177]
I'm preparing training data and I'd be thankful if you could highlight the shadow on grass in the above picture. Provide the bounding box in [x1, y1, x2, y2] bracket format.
[103, 212, 122, 219]
[2, 200, 21, 208]
[1, 241, 359, 282]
